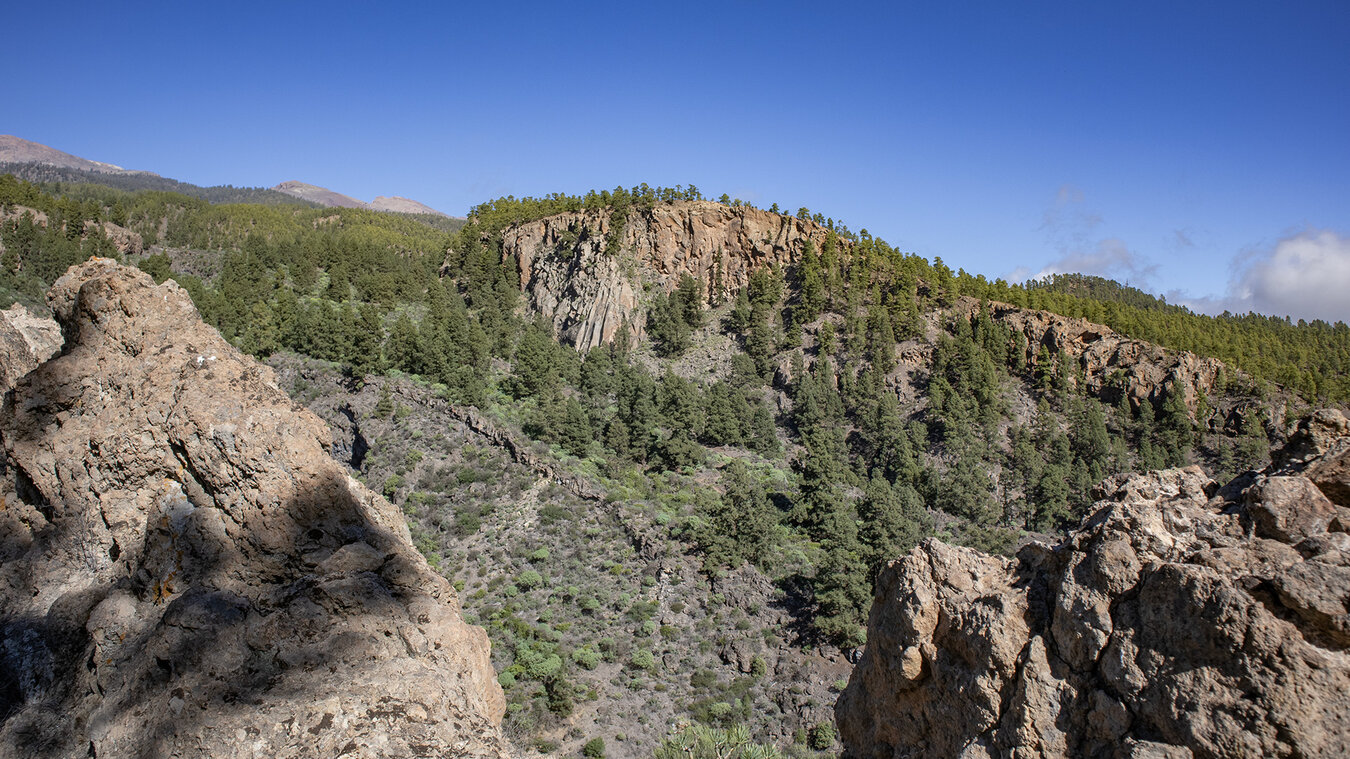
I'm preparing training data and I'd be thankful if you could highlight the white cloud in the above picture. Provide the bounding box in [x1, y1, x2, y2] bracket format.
[1033, 237, 1159, 285]
[1184, 229, 1350, 324]
[1012, 186, 1157, 286]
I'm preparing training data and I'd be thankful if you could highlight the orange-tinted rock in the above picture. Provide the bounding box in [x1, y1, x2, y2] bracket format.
[498, 201, 835, 350]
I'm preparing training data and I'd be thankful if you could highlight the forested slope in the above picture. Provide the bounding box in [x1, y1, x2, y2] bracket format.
[2, 173, 1345, 755]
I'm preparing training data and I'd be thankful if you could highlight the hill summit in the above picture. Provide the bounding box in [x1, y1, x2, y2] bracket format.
[273, 180, 449, 217]
[0, 135, 151, 176]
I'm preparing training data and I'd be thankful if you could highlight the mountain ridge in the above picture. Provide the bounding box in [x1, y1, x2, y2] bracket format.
[0, 136, 453, 218]
[0, 134, 153, 176]
[273, 180, 452, 217]
[4, 176, 1349, 756]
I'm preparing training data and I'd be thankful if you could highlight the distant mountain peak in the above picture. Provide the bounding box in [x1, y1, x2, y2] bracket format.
[272, 180, 366, 209]
[369, 195, 447, 216]
[0, 135, 155, 176]
[272, 182, 449, 217]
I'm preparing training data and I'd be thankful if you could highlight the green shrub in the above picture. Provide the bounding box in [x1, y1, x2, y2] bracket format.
[808, 722, 836, 750]
[517, 569, 545, 590]
[629, 649, 656, 672]
[572, 647, 601, 670]
[582, 738, 605, 758]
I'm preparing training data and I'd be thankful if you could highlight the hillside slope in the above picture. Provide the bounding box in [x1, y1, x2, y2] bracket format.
[4, 178, 1346, 756]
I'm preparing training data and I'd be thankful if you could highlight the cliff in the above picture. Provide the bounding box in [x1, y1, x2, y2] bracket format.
[0, 260, 508, 758]
[500, 201, 836, 350]
[953, 297, 1235, 419]
[837, 410, 1350, 758]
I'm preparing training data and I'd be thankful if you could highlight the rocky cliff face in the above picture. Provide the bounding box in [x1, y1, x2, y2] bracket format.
[954, 298, 1232, 419]
[837, 410, 1350, 758]
[0, 260, 508, 758]
[500, 201, 835, 350]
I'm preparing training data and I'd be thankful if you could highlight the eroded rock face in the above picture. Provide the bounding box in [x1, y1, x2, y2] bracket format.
[838, 425, 1350, 758]
[0, 260, 508, 758]
[954, 298, 1231, 419]
[497, 201, 836, 350]
[0, 304, 61, 393]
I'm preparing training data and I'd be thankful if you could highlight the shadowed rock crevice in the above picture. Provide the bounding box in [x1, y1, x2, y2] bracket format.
[839, 411, 1350, 759]
[0, 259, 508, 758]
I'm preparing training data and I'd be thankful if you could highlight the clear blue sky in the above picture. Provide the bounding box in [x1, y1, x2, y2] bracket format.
[5, 1, 1349, 321]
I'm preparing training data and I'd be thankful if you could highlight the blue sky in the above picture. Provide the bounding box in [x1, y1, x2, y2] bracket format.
[5, 1, 1349, 321]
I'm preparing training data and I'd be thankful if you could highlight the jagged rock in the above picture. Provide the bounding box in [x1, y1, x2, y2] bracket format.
[838, 432, 1350, 758]
[87, 220, 144, 257]
[494, 201, 835, 350]
[0, 260, 508, 758]
[1277, 410, 1350, 507]
[0, 303, 61, 393]
[954, 298, 1232, 419]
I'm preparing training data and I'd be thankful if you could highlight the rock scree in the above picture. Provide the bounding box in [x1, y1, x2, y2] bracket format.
[0, 259, 508, 758]
[837, 409, 1350, 758]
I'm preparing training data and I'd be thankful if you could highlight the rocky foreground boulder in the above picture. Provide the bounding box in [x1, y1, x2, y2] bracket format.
[838, 410, 1350, 758]
[0, 260, 508, 758]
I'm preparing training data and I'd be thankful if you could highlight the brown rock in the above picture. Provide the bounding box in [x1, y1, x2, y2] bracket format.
[1246, 475, 1350, 542]
[493, 201, 836, 350]
[0, 303, 61, 393]
[0, 260, 508, 758]
[953, 298, 1232, 420]
[839, 446, 1350, 758]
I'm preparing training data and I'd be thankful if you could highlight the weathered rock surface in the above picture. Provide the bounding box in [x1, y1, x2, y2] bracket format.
[0, 260, 508, 758]
[954, 298, 1234, 419]
[0, 303, 61, 393]
[838, 413, 1350, 758]
[497, 201, 837, 350]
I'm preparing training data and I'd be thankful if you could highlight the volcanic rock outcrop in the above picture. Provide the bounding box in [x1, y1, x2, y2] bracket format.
[0, 303, 61, 393]
[837, 410, 1350, 758]
[498, 201, 837, 350]
[954, 298, 1233, 420]
[0, 260, 508, 758]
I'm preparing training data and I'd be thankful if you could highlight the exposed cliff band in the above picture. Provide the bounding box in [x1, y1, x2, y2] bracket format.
[500, 200, 833, 350]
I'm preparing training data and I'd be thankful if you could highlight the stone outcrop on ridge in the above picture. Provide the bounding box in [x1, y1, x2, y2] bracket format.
[498, 201, 835, 350]
[0, 303, 61, 393]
